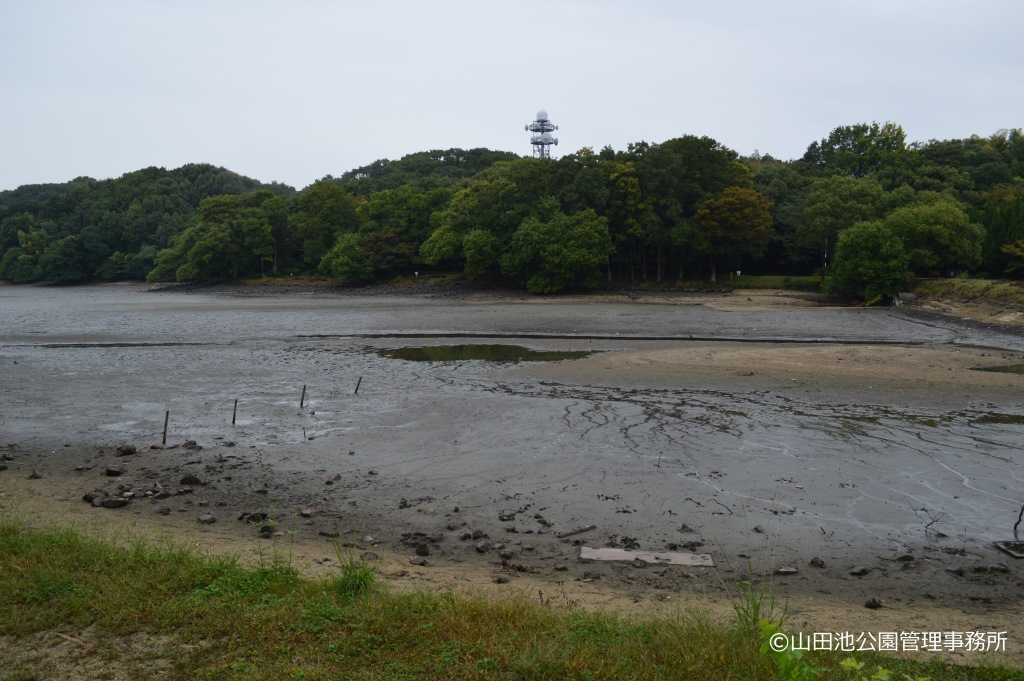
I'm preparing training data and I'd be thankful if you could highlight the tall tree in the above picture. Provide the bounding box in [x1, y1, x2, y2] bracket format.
[803, 122, 906, 178]
[289, 180, 361, 266]
[147, 192, 276, 282]
[693, 187, 774, 281]
[801, 176, 884, 272]
[500, 209, 613, 293]
[979, 190, 1024, 275]
[883, 197, 984, 274]
[638, 135, 750, 281]
[824, 221, 909, 304]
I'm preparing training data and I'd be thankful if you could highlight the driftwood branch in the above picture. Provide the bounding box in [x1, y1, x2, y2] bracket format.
[557, 525, 596, 539]
[53, 632, 88, 647]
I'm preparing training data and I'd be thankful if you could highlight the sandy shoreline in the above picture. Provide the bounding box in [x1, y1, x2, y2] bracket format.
[1, 283, 1022, 665]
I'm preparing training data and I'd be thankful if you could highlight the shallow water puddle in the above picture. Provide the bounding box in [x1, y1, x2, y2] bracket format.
[970, 363, 1024, 375]
[376, 344, 593, 363]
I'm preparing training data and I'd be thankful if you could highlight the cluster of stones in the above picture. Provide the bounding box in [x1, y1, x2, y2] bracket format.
[81, 467, 202, 509]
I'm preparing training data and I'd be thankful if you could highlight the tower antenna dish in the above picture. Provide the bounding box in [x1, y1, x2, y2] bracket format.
[525, 109, 558, 159]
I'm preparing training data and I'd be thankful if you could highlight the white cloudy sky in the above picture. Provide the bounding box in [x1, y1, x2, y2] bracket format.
[1, 0, 1021, 191]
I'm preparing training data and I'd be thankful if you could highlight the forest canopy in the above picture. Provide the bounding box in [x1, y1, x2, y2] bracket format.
[2, 127, 1023, 298]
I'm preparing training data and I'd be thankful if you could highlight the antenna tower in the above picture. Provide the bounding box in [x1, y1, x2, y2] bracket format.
[525, 109, 558, 159]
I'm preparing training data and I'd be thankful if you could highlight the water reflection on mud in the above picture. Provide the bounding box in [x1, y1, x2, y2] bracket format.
[376, 344, 594, 363]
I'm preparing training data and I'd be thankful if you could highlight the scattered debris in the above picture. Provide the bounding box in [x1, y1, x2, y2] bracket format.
[992, 541, 1024, 559]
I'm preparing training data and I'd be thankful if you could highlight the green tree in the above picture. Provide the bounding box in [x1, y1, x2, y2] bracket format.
[319, 233, 373, 282]
[38, 235, 90, 281]
[979, 191, 1024, 275]
[0, 250, 40, 281]
[462, 229, 501, 280]
[289, 180, 361, 266]
[500, 209, 613, 293]
[803, 122, 906, 178]
[147, 192, 275, 282]
[801, 176, 884, 271]
[606, 161, 657, 282]
[357, 227, 416, 276]
[824, 221, 909, 304]
[1000, 240, 1024, 276]
[883, 197, 984, 273]
[419, 224, 462, 266]
[693, 187, 774, 281]
[638, 136, 751, 281]
[338, 147, 521, 194]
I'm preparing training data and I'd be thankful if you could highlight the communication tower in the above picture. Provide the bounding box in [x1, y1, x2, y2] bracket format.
[525, 110, 558, 159]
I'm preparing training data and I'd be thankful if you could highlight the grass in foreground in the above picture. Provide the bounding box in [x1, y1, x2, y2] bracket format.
[0, 518, 1018, 680]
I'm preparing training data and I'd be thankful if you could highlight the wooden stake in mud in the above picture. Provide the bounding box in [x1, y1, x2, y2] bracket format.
[232, 399, 238, 425]
[354, 377, 362, 395]
[162, 410, 170, 445]
[300, 385, 307, 408]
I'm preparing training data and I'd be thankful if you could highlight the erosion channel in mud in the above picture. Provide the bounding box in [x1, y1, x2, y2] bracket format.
[1, 282, 1023, 661]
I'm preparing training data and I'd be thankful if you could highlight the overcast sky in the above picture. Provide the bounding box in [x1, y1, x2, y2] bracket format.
[2, 1, 1021, 192]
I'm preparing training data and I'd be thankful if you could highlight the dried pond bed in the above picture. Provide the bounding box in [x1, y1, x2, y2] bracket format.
[1, 283, 1023, 659]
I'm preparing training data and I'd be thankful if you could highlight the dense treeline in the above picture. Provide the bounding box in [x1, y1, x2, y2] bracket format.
[2, 128, 1023, 298]
[0, 164, 294, 283]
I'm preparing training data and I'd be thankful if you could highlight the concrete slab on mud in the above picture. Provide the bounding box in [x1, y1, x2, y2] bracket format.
[580, 546, 714, 567]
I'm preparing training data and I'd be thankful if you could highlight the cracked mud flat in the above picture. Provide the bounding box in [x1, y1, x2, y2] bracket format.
[1, 282, 1023, 664]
